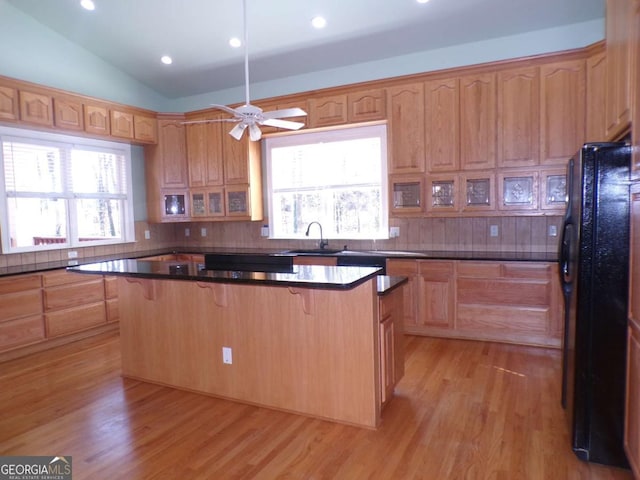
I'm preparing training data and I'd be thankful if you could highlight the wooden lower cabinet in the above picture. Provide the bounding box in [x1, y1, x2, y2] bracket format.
[387, 259, 562, 348]
[0, 269, 120, 358]
[378, 285, 405, 407]
[626, 317, 640, 478]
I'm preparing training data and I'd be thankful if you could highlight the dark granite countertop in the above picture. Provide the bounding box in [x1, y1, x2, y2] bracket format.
[0, 246, 558, 278]
[68, 258, 385, 291]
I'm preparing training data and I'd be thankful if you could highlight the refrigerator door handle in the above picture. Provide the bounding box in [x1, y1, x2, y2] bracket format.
[559, 221, 574, 288]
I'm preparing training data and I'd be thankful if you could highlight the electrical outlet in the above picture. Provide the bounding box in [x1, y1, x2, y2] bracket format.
[185, 228, 190, 237]
[144, 230, 151, 240]
[222, 347, 232, 365]
[201, 227, 207, 237]
[490, 225, 499, 237]
[389, 226, 400, 238]
[67, 250, 78, 259]
[260, 225, 269, 237]
[549, 225, 558, 237]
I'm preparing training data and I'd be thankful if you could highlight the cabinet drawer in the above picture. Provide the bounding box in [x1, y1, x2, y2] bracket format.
[457, 304, 549, 334]
[105, 276, 118, 299]
[44, 279, 105, 311]
[457, 278, 549, 306]
[293, 256, 338, 266]
[0, 314, 45, 350]
[0, 274, 41, 294]
[43, 269, 91, 287]
[419, 261, 454, 280]
[457, 262, 502, 278]
[502, 263, 550, 279]
[106, 298, 119, 323]
[379, 286, 403, 320]
[0, 289, 43, 322]
[386, 259, 418, 276]
[45, 302, 106, 337]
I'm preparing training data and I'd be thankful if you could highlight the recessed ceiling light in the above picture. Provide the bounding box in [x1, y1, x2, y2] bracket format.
[160, 55, 173, 65]
[80, 0, 95, 11]
[311, 16, 327, 29]
[416, 0, 430, 3]
[229, 37, 242, 48]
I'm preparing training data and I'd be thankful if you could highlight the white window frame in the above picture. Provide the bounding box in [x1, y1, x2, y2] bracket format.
[0, 125, 135, 253]
[265, 123, 389, 240]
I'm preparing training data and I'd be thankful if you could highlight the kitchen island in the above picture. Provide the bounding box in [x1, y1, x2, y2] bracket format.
[71, 257, 405, 428]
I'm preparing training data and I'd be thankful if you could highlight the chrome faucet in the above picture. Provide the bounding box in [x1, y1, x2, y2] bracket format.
[305, 221, 329, 250]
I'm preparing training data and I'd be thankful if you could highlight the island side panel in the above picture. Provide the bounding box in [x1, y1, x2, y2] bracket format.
[117, 277, 381, 428]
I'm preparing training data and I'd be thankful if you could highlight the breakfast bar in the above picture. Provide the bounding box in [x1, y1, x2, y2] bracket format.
[71, 256, 405, 428]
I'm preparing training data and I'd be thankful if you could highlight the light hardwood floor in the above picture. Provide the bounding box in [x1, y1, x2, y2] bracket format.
[0, 332, 633, 479]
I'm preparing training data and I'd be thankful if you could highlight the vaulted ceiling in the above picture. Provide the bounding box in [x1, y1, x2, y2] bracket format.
[7, 0, 604, 99]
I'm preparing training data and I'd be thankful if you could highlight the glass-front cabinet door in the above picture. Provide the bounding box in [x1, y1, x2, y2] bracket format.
[191, 188, 225, 218]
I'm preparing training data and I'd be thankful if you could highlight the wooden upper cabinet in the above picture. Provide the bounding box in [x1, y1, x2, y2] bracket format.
[186, 116, 224, 187]
[84, 103, 110, 136]
[586, 51, 607, 142]
[221, 132, 261, 186]
[387, 83, 426, 174]
[110, 109, 134, 139]
[425, 78, 459, 172]
[156, 117, 188, 188]
[497, 67, 540, 168]
[19, 90, 53, 126]
[0, 85, 19, 121]
[134, 114, 157, 143]
[53, 95, 84, 131]
[631, 0, 640, 178]
[309, 94, 348, 127]
[605, 0, 633, 140]
[540, 59, 586, 165]
[459, 73, 496, 170]
[347, 89, 386, 122]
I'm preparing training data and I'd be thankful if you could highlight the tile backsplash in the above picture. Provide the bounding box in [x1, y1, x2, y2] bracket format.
[0, 216, 562, 268]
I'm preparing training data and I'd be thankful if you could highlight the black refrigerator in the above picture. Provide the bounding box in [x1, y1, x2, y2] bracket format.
[559, 142, 631, 468]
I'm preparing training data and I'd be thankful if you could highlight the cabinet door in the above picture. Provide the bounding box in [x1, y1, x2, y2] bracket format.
[497, 67, 539, 168]
[540, 59, 586, 165]
[222, 134, 250, 184]
[605, 0, 633, 140]
[110, 110, 134, 139]
[385, 260, 418, 327]
[387, 83, 425, 173]
[626, 318, 640, 479]
[497, 170, 539, 212]
[0, 85, 18, 121]
[19, 90, 53, 126]
[417, 261, 455, 329]
[586, 51, 607, 142]
[158, 119, 188, 188]
[84, 104, 110, 136]
[459, 73, 496, 170]
[379, 315, 395, 405]
[134, 114, 158, 143]
[309, 94, 347, 127]
[632, 1, 640, 177]
[426, 174, 458, 215]
[460, 171, 496, 213]
[425, 78, 459, 172]
[390, 174, 424, 215]
[53, 96, 84, 131]
[187, 119, 224, 187]
[348, 89, 386, 122]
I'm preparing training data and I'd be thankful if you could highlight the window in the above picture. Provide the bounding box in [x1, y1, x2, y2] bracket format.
[266, 123, 388, 240]
[0, 126, 134, 253]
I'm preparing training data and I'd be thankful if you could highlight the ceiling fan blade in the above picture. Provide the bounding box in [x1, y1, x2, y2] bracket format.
[249, 123, 262, 141]
[262, 108, 307, 119]
[261, 118, 305, 130]
[182, 118, 239, 125]
[229, 123, 248, 140]
[211, 104, 240, 116]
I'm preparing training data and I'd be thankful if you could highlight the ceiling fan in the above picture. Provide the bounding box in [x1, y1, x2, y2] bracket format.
[184, 0, 307, 141]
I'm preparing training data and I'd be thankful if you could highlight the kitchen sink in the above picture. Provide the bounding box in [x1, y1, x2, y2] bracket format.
[285, 249, 344, 255]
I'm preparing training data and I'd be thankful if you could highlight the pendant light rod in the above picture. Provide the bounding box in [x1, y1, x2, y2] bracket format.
[243, 0, 250, 106]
